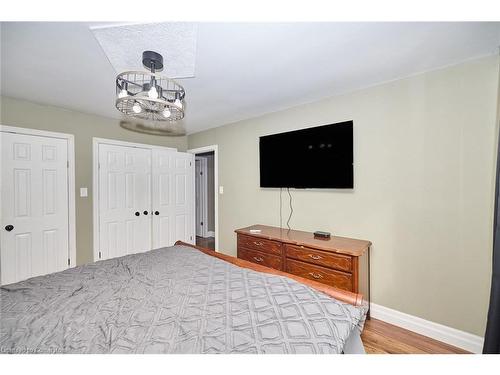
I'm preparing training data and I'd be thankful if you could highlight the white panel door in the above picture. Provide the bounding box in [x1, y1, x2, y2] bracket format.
[194, 157, 208, 238]
[195, 159, 202, 237]
[172, 152, 195, 245]
[1, 132, 69, 285]
[98, 144, 151, 260]
[152, 149, 194, 248]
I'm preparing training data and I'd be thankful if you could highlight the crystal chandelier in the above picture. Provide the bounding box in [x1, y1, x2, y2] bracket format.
[115, 51, 185, 121]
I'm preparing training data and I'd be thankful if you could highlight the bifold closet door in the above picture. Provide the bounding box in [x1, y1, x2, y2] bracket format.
[1, 132, 69, 285]
[152, 149, 195, 248]
[98, 144, 152, 260]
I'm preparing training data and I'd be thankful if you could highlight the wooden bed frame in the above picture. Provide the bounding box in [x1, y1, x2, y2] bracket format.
[175, 241, 364, 307]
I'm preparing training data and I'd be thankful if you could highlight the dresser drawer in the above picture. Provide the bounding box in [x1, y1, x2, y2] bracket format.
[285, 244, 352, 272]
[285, 259, 353, 291]
[237, 234, 282, 255]
[238, 247, 282, 270]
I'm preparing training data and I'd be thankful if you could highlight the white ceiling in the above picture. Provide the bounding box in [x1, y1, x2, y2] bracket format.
[91, 23, 198, 78]
[1, 22, 500, 134]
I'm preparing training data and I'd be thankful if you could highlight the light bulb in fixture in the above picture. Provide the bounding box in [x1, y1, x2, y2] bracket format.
[118, 89, 128, 98]
[148, 86, 158, 99]
[132, 102, 142, 114]
[174, 99, 182, 109]
[163, 108, 171, 118]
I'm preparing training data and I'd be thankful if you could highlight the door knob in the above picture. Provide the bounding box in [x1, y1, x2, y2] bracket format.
[154, 211, 159, 215]
[5, 225, 14, 232]
[143, 211, 149, 215]
[135, 212, 140, 216]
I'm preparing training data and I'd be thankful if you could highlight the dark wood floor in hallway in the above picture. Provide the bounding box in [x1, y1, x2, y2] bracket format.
[196, 236, 215, 250]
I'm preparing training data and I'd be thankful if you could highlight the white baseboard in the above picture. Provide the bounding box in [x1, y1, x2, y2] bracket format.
[206, 231, 215, 237]
[370, 303, 484, 354]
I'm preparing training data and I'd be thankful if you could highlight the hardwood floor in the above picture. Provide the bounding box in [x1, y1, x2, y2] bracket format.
[361, 318, 469, 354]
[196, 236, 215, 250]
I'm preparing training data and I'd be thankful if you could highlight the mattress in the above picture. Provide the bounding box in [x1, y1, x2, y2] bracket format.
[0, 245, 367, 354]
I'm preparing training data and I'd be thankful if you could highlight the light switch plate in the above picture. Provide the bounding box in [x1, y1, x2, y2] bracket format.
[80, 187, 88, 197]
[219, 186, 224, 194]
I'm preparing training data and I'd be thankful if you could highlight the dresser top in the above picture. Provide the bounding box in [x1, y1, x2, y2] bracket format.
[235, 224, 371, 256]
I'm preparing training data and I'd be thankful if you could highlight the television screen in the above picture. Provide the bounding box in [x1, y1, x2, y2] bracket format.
[259, 121, 353, 188]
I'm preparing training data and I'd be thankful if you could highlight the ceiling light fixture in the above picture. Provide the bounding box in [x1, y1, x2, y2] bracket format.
[132, 102, 142, 114]
[115, 51, 186, 122]
[118, 89, 128, 99]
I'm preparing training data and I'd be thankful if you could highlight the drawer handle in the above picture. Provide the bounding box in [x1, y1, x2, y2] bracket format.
[308, 272, 324, 279]
[253, 256, 264, 262]
[308, 254, 322, 260]
[253, 241, 264, 246]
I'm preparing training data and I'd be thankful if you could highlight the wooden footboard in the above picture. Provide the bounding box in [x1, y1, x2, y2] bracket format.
[175, 241, 364, 307]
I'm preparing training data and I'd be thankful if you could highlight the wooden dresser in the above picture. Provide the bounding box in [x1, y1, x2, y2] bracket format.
[235, 224, 371, 306]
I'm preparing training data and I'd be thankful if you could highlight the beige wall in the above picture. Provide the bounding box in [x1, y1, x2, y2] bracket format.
[1, 96, 188, 265]
[188, 56, 500, 336]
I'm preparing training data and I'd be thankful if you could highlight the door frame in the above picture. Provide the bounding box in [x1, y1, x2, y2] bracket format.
[0, 125, 76, 268]
[195, 156, 209, 238]
[187, 145, 219, 252]
[92, 137, 179, 262]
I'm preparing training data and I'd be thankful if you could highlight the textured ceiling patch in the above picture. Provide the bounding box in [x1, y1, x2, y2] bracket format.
[91, 23, 197, 78]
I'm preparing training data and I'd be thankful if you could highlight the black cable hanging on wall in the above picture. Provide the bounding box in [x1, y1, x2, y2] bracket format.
[286, 187, 293, 231]
[279, 188, 283, 230]
[278, 187, 294, 231]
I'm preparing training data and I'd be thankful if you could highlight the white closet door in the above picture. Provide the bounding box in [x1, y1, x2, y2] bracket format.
[171, 152, 195, 245]
[98, 144, 151, 260]
[1, 132, 69, 285]
[152, 149, 194, 248]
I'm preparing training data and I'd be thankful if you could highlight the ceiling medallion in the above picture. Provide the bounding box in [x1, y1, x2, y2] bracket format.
[115, 51, 186, 122]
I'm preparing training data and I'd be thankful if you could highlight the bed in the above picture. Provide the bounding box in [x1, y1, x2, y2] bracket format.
[0, 242, 368, 354]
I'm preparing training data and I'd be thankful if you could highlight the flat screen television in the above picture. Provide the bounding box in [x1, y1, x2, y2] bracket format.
[259, 121, 353, 188]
